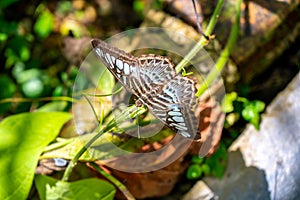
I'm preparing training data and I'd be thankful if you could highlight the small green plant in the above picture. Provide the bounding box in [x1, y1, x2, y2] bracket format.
[222, 92, 265, 129]
[186, 143, 228, 180]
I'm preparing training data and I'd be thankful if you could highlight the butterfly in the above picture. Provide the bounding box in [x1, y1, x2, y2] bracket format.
[91, 39, 200, 141]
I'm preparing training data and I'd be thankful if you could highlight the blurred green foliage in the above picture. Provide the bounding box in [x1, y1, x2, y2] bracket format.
[0, 1, 84, 116]
[222, 92, 265, 130]
[187, 143, 228, 180]
[0, 75, 16, 113]
[34, 10, 54, 38]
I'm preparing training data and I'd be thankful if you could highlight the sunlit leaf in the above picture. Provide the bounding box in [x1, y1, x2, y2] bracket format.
[186, 164, 202, 180]
[19, 45, 30, 61]
[0, 33, 8, 41]
[35, 175, 116, 200]
[37, 101, 68, 112]
[191, 155, 204, 164]
[34, 10, 54, 38]
[60, 20, 82, 38]
[52, 85, 64, 96]
[222, 92, 238, 113]
[22, 77, 44, 98]
[251, 100, 265, 112]
[133, 0, 145, 16]
[224, 112, 240, 128]
[242, 100, 265, 129]
[0, 112, 71, 200]
[14, 68, 41, 84]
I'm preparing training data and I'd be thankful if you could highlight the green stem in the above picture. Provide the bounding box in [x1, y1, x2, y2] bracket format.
[175, 0, 225, 73]
[196, 0, 241, 97]
[90, 162, 136, 200]
[0, 96, 74, 104]
[83, 94, 100, 124]
[85, 86, 123, 97]
[44, 138, 74, 152]
[61, 105, 142, 182]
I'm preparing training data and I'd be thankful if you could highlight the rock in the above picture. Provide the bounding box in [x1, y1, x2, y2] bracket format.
[184, 73, 300, 199]
[182, 181, 216, 200]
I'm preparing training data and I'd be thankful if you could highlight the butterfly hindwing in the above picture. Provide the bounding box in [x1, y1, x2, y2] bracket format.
[146, 76, 199, 139]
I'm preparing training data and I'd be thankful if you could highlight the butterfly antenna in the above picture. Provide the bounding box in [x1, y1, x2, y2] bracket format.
[192, 0, 209, 40]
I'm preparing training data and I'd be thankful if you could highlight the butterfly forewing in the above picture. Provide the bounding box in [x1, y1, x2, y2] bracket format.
[92, 39, 200, 140]
[137, 55, 176, 87]
[91, 40, 139, 96]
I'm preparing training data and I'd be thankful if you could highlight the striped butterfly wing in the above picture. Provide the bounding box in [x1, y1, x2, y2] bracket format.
[136, 56, 200, 140]
[91, 39, 140, 96]
[144, 76, 200, 140]
[92, 39, 200, 140]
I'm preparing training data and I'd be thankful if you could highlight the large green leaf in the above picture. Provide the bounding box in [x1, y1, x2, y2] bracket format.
[0, 112, 71, 200]
[35, 175, 115, 200]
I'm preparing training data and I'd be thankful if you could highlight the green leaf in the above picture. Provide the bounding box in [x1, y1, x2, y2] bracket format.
[7, 36, 30, 62]
[41, 133, 142, 162]
[0, 112, 71, 200]
[201, 164, 211, 176]
[34, 10, 54, 38]
[241, 105, 255, 121]
[0, 75, 16, 113]
[0, 33, 8, 41]
[251, 100, 265, 112]
[221, 92, 238, 113]
[22, 77, 44, 98]
[191, 155, 204, 164]
[14, 68, 42, 84]
[241, 100, 265, 129]
[35, 175, 116, 200]
[37, 101, 68, 112]
[186, 164, 202, 180]
[133, 0, 145, 16]
[19, 45, 30, 61]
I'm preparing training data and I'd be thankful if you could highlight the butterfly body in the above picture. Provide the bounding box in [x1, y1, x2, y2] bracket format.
[91, 39, 200, 140]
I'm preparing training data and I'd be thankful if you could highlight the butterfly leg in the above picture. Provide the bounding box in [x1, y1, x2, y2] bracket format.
[135, 99, 144, 107]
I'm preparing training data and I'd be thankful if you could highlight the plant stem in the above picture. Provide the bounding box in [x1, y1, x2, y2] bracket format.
[83, 94, 100, 124]
[0, 96, 74, 104]
[61, 105, 141, 182]
[90, 162, 136, 200]
[44, 138, 74, 152]
[196, 0, 241, 97]
[175, 0, 225, 73]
